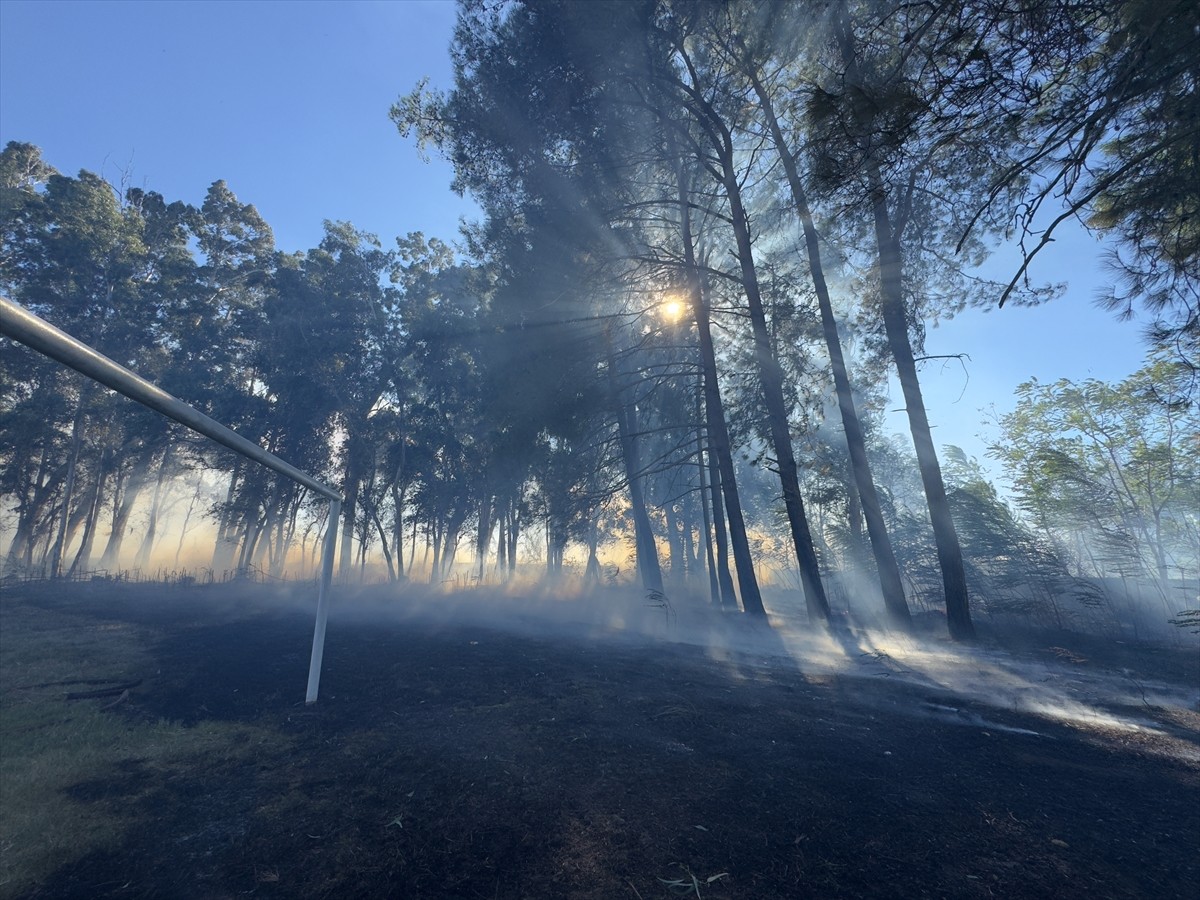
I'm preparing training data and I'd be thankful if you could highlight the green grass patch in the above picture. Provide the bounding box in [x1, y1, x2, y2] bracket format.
[0, 595, 287, 898]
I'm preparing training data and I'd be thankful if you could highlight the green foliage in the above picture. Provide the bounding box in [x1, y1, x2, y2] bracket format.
[992, 359, 1199, 587]
[1052, 2, 1198, 361]
[4, 0, 1195, 608]
[942, 446, 1095, 624]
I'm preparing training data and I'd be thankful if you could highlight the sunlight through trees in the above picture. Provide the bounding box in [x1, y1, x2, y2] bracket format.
[3, 0, 1197, 642]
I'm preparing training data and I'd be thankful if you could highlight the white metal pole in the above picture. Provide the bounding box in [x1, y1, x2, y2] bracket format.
[3, 296, 345, 705]
[0, 296, 340, 501]
[305, 499, 341, 704]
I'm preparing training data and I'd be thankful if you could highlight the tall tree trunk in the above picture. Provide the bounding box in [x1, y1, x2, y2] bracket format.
[696, 291, 763, 615]
[747, 68, 911, 628]
[47, 407, 86, 578]
[211, 464, 241, 571]
[476, 493, 494, 582]
[257, 510, 278, 574]
[607, 334, 665, 594]
[171, 472, 204, 568]
[69, 453, 110, 576]
[707, 448, 739, 609]
[272, 491, 302, 578]
[339, 461, 361, 581]
[869, 169, 975, 640]
[4, 444, 50, 572]
[717, 136, 830, 624]
[58, 487, 93, 574]
[238, 478, 277, 574]
[98, 463, 146, 571]
[664, 500, 684, 583]
[841, 480, 878, 579]
[411, 514, 421, 579]
[32, 528, 53, 571]
[5, 498, 37, 573]
[507, 499, 519, 575]
[828, 8, 974, 639]
[682, 494, 699, 583]
[585, 514, 601, 582]
[442, 522, 462, 581]
[238, 513, 265, 572]
[696, 427, 722, 607]
[546, 523, 565, 578]
[497, 506, 508, 576]
[669, 49, 822, 620]
[368, 501, 396, 581]
[430, 513, 443, 584]
[268, 497, 287, 575]
[133, 448, 173, 571]
[394, 506, 406, 580]
[390, 478, 407, 580]
[673, 157, 761, 614]
[358, 524, 370, 578]
[270, 499, 288, 575]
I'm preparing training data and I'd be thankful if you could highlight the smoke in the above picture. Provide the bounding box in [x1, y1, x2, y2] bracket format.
[21, 455, 1192, 767]
[817, 625, 1195, 734]
[276, 578, 1200, 765]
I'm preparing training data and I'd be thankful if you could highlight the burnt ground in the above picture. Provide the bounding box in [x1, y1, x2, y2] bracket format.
[5, 581, 1200, 899]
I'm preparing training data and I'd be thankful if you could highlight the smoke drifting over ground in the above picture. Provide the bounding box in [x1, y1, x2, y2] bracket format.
[6, 576, 1196, 898]
[244, 580, 1200, 764]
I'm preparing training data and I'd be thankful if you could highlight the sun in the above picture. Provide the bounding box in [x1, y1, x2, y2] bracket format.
[660, 296, 686, 322]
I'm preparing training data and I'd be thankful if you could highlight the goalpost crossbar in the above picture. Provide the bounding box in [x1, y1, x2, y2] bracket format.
[0, 295, 342, 704]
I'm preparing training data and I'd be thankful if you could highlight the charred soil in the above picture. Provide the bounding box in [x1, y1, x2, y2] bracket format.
[3, 581, 1198, 899]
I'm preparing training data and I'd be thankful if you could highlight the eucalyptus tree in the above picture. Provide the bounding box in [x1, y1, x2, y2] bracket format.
[1, 168, 204, 577]
[312, 222, 399, 579]
[123, 187, 205, 573]
[0, 141, 56, 221]
[461, 198, 627, 582]
[642, 3, 830, 621]
[992, 358, 1200, 597]
[393, 0, 682, 593]
[0, 150, 175, 576]
[353, 404, 413, 581]
[200, 218, 398, 577]
[225, 251, 331, 575]
[394, 0, 844, 614]
[795, 0, 1056, 639]
[1, 143, 66, 571]
[190, 179, 276, 423]
[391, 234, 494, 581]
[192, 180, 280, 571]
[697, 1, 914, 626]
[532, 415, 621, 579]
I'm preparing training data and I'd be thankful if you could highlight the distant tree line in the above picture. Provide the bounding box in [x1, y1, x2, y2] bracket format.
[2, 0, 1196, 639]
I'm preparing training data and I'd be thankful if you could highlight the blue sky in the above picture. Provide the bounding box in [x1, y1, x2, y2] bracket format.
[0, 0, 475, 251]
[0, 0, 1153, 479]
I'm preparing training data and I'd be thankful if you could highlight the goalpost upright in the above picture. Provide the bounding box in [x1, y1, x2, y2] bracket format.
[1, 295, 342, 704]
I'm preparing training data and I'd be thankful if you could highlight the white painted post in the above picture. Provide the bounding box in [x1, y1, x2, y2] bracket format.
[305, 499, 341, 704]
[2, 296, 346, 705]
